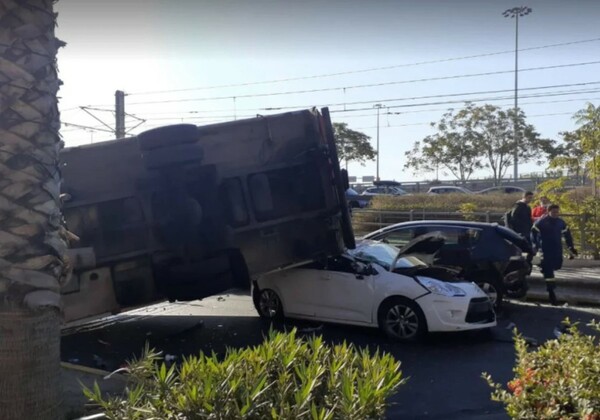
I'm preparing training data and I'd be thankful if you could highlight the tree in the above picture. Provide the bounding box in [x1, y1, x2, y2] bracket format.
[466, 104, 554, 185]
[547, 130, 587, 184]
[0, 1, 67, 419]
[573, 103, 600, 197]
[404, 108, 483, 183]
[405, 104, 555, 185]
[333, 122, 376, 169]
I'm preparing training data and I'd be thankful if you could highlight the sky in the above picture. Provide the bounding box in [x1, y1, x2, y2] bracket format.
[54, 0, 600, 182]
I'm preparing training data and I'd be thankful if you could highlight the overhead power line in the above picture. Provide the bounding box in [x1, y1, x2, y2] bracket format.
[62, 85, 600, 135]
[116, 89, 600, 130]
[124, 61, 600, 106]
[352, 111, 578, 130]
[127, 36, 600, 96]
[332, 88, 600, 114]
[132, 94, 600, 125]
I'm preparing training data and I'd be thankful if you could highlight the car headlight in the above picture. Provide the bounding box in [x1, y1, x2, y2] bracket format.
[416, 276, 466, 297]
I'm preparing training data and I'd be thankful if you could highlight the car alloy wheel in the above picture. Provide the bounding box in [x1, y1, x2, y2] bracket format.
[479, 282, 498, 304]
[258, 289, 283, 319]
[379, 297, 426, 341]
[477, 280, 505, 310]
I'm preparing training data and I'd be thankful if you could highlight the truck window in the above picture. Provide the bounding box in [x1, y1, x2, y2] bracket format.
[248, 164, 325, 222]
[64, 198, 147, 257]
[220, 178, 249, 227]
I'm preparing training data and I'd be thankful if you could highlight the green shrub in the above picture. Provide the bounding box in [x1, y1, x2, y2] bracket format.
[458, 202, 478, 221]
[537, 178, 600, 258]
[369, 194, 518, 213]
[84, 329, 405, 420]
[483, 320, 600, 419]
[352, 194, 517, 235]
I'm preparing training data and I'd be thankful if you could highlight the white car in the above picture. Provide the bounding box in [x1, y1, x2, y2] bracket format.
[252, 238, 496, 341]
[361, 186, 408, 196]
[427, 186, 473, 194]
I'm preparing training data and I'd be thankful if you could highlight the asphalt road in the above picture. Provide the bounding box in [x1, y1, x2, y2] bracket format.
[61, 292, 600, 420]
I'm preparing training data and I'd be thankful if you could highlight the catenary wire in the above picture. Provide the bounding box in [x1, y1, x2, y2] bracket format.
[122, 61, 600, 106]
[127, 36, 600, 96]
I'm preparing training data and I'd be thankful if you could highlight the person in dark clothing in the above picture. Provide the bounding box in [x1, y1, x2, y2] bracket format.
[531, 204, 578, 305]
[506, 191, 535, 266]
[507, 191, 534, 238]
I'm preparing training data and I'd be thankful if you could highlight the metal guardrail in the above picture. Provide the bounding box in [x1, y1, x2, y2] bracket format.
[351, 209, 592, 255]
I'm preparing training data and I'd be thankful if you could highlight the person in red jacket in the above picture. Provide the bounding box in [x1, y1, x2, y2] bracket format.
[532, 196, 550, 222]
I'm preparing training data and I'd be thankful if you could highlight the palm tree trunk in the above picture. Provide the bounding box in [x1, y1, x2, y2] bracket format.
[0, 1, 67, 418]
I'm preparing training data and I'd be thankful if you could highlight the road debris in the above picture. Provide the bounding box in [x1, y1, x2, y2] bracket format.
[217, 296, 226, 302]
[97, 339, 111, 346]
[505, 322, 516, 330]
[298, 325, 323, 334]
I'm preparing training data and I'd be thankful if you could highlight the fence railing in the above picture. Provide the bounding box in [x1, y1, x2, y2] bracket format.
[351, 209, 591, 255]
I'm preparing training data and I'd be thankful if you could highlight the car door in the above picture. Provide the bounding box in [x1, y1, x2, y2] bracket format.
[312, 255, 375, 324]
[264, 265, 324, 318]
[423, 226, 481, 267]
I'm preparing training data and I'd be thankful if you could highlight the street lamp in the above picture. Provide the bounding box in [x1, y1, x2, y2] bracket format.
[503, 6, 532, 182]
[374, 103, 384, 181]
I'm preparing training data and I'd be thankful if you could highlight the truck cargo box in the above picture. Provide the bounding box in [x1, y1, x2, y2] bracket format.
[61, 108, 353, 320]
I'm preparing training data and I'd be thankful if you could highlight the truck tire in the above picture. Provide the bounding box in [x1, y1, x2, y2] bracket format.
[137, 124, 198, 151]
[141, 143, 204, 169]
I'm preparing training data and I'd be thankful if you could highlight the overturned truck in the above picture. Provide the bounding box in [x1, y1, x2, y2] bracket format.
[61, 108, 354, 321]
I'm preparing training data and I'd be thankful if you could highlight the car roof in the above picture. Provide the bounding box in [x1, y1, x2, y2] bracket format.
[481, 186, 523, 191]
[364, 220, 497, 237]
[429, 186, 467, 190]
[373, 180, 402, 186]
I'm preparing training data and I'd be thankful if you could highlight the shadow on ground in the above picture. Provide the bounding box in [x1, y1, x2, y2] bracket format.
[61, 298, 600, 419]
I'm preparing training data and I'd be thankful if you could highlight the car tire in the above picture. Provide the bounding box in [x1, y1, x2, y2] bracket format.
[476, 278, 504, 310]
[254, 288, 284, 320]
[378, 297, 427, 341]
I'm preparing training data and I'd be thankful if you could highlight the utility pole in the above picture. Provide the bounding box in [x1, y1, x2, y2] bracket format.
[374, 103, 383, 181]
[115, 90, 126, 138]
[503, 6, 532, 182]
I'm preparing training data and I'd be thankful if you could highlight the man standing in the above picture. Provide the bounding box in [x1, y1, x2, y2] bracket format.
[506, 191, 534, 238]
[505, 191, 535, 266]
[532, 196, 550, 222]
[531, 204, 578, 305]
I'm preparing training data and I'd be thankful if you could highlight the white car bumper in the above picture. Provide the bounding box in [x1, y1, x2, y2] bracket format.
[416, 283, 496, 332]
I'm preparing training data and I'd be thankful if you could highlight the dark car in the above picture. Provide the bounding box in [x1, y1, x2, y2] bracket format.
[362, 221, 532, 308]
[346, 188, 369, 208]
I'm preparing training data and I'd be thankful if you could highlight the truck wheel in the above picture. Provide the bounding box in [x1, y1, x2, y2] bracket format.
[137, 124, 198, 151]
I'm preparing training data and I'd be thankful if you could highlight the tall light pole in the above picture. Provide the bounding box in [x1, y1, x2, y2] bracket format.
[374, 103, 383, 181]
[503, 6, 532, 182]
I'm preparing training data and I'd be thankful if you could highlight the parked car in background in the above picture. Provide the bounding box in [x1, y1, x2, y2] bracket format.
[427, 186, 473, 194]
[361, 180, 409, 197]
[362, 186, 407, 196]
[253, 238, 496, 341]
[475, 186, 525, 195]
[362, 221, 532, 308]
[346, 188, 369, 208]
